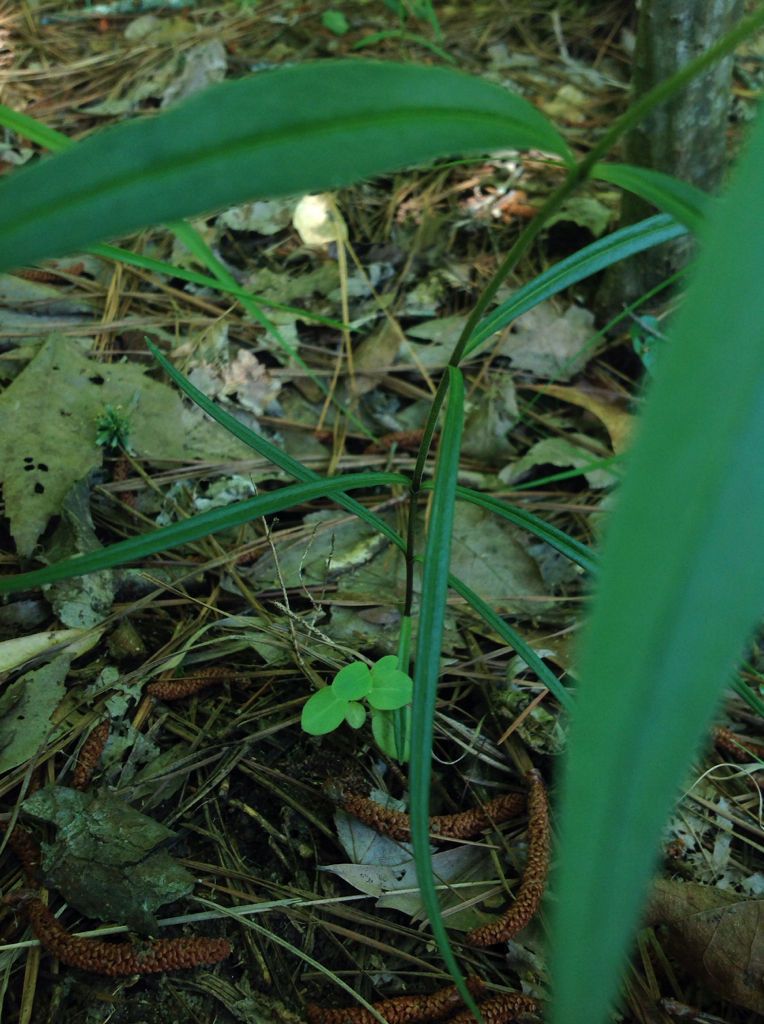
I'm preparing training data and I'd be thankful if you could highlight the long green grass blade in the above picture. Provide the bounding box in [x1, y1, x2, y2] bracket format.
[147, 341, 404, 547]
[0, 60, 571, 273]
[153, 344, 576, 702]
[447, 573, 574, 711]
[88, 242, 345, 328]
[551, 104, 764, 1024]
[166, 220, 373, 439]
[409, 367, 480, 1017]
[451, 485, 597, 576]
[591, 162, 710, 232]
[465, 214, 686, 356]
[0, 472, 404, 593]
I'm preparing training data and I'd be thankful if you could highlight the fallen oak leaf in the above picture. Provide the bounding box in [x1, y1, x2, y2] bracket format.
[645, 876, 764, 1013]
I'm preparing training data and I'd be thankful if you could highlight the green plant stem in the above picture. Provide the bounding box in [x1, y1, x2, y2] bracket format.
[403, 1, 764, 639]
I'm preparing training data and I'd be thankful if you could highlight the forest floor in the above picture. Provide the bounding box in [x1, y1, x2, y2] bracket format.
[0, 2, 762, 1023]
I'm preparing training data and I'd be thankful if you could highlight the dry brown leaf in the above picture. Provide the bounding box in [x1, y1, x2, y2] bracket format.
[645, 877, 764, 1013]
[531, 383, 632, 453]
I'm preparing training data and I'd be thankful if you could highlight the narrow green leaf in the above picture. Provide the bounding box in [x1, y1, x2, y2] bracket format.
[452, 485, 597, 576]
[89, 242, 345, 328]
[551, 105, 764, 1024]
[465, 214, 686, 356]
[447, 573, 574, 712]
[151, 344, 578, 701]
[592, 162, 711, 232]
[0, 472, 404, 593]
[0, 60, 571, 273]
[147, 341, 405, 549]
[409, 367, 480, 1018]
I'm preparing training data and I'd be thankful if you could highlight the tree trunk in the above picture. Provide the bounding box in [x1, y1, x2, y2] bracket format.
[596, 0, 743, 319]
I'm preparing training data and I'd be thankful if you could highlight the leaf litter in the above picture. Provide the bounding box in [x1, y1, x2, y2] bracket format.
[0, 2, 761, 1021]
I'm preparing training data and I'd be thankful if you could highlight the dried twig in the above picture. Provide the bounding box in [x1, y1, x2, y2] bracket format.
[466, 770, 550, 947]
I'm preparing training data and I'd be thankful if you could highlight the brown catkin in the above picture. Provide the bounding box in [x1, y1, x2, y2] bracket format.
[0, 821, 41, 883]
[339, 790, 526, 843]
[11, 896, 231, 976]
[147, 667, 247, 701]
[448, 993, 540, 1024]
[712, 725, 764, 764]
[366, 430, 429, 455]
[466, 770, 550, 947]
[72, 720, 110, 791]
[306, 977, 486, 1024]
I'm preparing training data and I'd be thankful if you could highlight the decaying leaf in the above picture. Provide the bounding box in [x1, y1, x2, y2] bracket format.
[0, 628, 101, 675]
[23, 786, 194, 934]
[325, 802, 496, 930]
[497, 301, 595, 380]
[646, 876, 764, 1013]
[533, 383, 632, 453]
[0, 655, 69, 773]
[42, 480, 115, 628]
[0, 334, 251, 555]
[500, 435, 618, 489]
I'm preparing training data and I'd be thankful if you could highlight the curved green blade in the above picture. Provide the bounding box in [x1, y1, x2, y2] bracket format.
[0, 60, 571, 273]
[592, 162, 711, 232]
[0, 471, 404, 593]
[551, 105, 764, 1024]
[409, 367, 481, 1019]
[465, 214, 686, 356]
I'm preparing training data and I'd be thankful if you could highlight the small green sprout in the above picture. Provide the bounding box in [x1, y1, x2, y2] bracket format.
[301, 655, 413, 760]
[95, 404, 132, 451]
[321, 10, 349, 35]
[630, 314, 666, 376]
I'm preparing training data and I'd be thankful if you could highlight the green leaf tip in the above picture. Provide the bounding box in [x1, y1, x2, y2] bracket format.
[0, 60, 570, 274]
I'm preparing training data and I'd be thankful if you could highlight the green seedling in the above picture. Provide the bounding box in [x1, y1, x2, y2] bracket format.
[322, 10, 349, 35]
[95, 405, 132, 452]
[629, 313, 666, 375]
[301, 655, 413, 760]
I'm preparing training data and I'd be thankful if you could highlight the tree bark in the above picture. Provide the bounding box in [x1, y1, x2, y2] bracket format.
[596, 0, 743, 319]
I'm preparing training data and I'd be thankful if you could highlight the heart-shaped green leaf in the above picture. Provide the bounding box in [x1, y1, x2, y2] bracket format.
[301, 687, 348, 736]
[332, 661, 373, 700]
[368, 657, 413, 710]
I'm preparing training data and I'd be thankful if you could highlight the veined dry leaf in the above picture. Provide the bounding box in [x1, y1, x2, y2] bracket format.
[497, 302, 594, 380]
[645, 876, 764, 1013]
[351, 320, 403, 396]
[531, 383, 632, 453]
[0, 335, 250, 555]
[24, 786, 194, 934]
